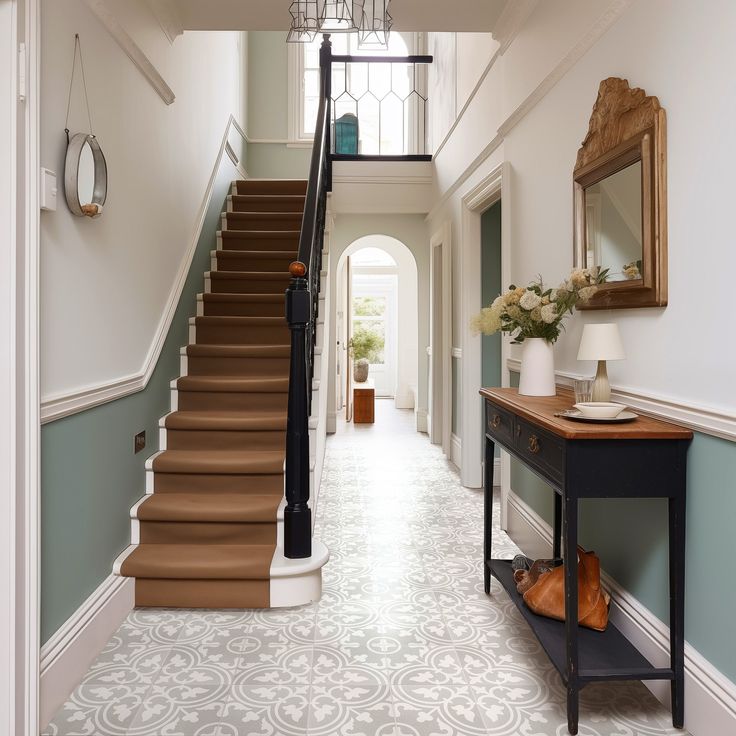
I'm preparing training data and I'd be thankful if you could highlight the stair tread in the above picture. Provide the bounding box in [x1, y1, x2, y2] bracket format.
[220, 230, 300, 238]
[136, 493, 281, 522]
[209, 270, 291, 279]
[231, 194, 305, 202]
[185, 344, 289, 357]
[226, 212, 303, 219]
[213, 250, 297, 259]
[153, 449, 284, 474]
[201, 293, 285, 303]
[120, 544, 275, 580]
[193, 315, 286, 325]
[176, 376, 289, 392]
[165, 410, 286, 431]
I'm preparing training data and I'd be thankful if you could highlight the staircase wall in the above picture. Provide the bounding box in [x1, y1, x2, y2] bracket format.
[40, 129, 245, 646]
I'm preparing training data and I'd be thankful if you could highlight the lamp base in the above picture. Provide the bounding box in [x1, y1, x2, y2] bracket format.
[591, 360, 611, 402]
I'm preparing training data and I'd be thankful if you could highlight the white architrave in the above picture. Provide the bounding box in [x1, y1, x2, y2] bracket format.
[2, 0, 40, 734]
[459, 163, 511, 526]
[429, 222, 452, 457]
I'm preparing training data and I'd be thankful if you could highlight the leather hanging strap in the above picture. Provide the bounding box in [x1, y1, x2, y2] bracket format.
[64, 33, 94, 144]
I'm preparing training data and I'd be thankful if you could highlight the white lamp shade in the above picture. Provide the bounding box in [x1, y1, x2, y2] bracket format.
[577, 323, 625, 361]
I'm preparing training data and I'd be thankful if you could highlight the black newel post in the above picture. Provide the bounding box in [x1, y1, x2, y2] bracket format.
[284, 261, 312, 559]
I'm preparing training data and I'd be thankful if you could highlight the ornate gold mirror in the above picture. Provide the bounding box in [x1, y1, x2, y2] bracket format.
[574, 78, 667, 308]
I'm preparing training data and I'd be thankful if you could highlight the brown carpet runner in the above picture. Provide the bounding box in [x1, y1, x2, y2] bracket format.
[119, 179, 307, 607]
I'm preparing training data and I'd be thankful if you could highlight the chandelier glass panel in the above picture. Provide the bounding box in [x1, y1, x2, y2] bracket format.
[287, 0, 393, 47]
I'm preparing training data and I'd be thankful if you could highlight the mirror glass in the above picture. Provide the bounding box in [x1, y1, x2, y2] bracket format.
[584, 160, 642, 281]
[77, 140, 96, 206]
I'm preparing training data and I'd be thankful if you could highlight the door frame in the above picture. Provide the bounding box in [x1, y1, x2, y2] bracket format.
[459, 163, 511, 523]
[2, 0, 41, 734]
[429, 221, 452, 457]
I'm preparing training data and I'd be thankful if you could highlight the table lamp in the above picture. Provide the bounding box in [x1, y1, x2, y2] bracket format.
[576, 323, 625, 402]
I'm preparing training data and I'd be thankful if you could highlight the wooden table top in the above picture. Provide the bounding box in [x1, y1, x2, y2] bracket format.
[479, 387, 693, 440]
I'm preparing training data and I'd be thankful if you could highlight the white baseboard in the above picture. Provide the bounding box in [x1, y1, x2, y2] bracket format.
[450, 433, 462, 468]
[415, 408, 428, 433]
[40, 575, 135, 728]
[506, 490, 736, 736]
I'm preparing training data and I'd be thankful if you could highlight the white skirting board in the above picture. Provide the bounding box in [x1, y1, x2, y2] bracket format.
[506, 490, 736, 736]
[39, 575, 135, 729]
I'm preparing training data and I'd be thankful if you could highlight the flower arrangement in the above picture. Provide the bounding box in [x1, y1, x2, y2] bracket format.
[471, 267, 608, 344]
[622, 260, 641, 280]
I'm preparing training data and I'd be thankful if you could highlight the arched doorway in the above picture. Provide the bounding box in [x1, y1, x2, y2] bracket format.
[334, 235, 419, 422]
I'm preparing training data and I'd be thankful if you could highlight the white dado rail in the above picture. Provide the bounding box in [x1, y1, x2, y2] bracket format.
[507, 357, 736, 443]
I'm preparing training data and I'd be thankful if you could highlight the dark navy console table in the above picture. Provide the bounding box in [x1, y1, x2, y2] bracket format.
[480, 387, 692, 735]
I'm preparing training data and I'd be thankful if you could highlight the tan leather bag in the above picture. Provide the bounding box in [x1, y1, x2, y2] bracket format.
[522, 548, 609, 632]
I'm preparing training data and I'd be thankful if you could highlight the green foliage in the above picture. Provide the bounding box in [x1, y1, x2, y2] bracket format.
[350, 322, 385, 364]
[353, 296, 386, 317]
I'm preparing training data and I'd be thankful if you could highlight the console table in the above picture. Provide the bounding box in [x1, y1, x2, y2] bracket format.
[480, 387, 692, 735]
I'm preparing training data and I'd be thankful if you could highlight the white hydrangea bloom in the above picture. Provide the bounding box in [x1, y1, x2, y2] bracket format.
[540, 303, 558, 324]
[519, 291, 542, 311]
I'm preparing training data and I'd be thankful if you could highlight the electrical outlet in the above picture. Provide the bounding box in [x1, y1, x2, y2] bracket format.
[134, 431, 146, 454]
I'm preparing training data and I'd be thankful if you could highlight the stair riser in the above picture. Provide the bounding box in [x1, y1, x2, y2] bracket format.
[185, 355, 290, 376]
[228, 196, 305, 213]
[212, 255, 294, 272]
[164, 429, 285, 451]
[235, 180, 307, 196]
[224, 213, 303, 231]
[175, 390, 288, 412]
[151, 471, 284, 495]
[139, 521, 276, 546]
[218, 233, 300, 252]
[201, 300, 285, 318]
[136, 578, 271, 608]
[192, 322, 289, 345]
[208, 275, 291, 295]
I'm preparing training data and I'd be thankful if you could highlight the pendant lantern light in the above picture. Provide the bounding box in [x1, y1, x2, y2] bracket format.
[358, 0, 392, 48]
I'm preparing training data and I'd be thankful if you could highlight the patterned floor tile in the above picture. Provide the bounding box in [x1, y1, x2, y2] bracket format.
[43, 402, 687, 736]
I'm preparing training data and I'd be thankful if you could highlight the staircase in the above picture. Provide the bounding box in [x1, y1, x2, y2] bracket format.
[114, 179, 328, 608]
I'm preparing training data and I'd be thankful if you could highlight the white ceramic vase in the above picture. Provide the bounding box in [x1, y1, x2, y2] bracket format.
[518, 338, 556, 396]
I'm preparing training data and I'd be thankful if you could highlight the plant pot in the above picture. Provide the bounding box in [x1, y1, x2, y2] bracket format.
[353, 359, 369, 383]
[518, 338, 556, 396]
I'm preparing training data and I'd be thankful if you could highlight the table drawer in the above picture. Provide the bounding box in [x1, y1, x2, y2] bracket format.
[514, 417, 564, 485]
[486, 403, 515, 446]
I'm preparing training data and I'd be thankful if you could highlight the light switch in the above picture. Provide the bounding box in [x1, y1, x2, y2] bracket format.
[40, 168, 57, 211]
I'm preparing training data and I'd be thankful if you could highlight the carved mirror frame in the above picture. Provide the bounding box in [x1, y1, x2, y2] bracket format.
[573, 77, 667, 309]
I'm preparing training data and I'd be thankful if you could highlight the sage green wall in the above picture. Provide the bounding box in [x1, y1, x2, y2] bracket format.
[246, 32, 312, 179]
[509, 372, 736, 682]
[40, 153, 242, 644]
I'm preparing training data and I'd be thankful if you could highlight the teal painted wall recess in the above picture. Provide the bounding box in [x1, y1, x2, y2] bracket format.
[508, 370, 736, 682]
[41, 157, 242, 645]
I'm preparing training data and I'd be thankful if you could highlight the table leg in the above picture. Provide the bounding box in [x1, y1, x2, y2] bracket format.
[484, 437, 495, 594]
[564, 493, 579, 735]
[553, 493, 562, 559]
[669, 491, 686, 728]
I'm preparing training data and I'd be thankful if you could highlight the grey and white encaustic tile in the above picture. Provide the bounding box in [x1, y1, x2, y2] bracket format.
[44, 403, 686, 736]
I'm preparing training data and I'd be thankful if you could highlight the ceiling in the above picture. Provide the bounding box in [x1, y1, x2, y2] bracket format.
[168, 0, 509, 33]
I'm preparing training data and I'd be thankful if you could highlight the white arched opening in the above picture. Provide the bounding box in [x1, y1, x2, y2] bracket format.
[335, 235, 419, 416]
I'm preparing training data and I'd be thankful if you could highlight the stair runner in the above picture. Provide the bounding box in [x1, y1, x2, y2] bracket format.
[117, 179, 307, 608]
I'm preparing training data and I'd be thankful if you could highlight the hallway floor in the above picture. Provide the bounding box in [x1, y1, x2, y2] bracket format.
[45, 402, 684, 736]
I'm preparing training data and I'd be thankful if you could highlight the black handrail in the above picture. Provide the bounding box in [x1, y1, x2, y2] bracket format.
[283, 35, 332, 559]
[283, 37, 433, 559]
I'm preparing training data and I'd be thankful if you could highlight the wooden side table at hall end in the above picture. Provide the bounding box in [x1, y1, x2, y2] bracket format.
[353, 381, 375, 423]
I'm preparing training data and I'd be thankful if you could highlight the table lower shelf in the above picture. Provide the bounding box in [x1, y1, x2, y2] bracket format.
[489, 559, 674, 684]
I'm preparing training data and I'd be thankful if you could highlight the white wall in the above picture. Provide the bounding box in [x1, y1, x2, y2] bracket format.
[40, 0, 244, 402]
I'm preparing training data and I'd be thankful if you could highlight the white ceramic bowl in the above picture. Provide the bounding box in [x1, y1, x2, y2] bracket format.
[574, 402, 627, 419]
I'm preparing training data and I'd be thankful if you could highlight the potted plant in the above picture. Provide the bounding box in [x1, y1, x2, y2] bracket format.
[348, 325, 384, 383]
[471, 267, 607, 396]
